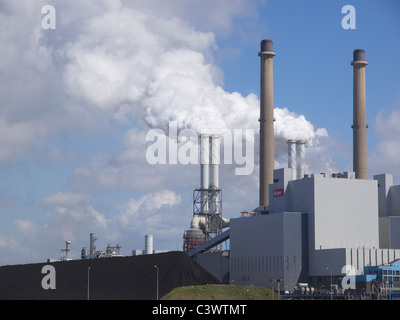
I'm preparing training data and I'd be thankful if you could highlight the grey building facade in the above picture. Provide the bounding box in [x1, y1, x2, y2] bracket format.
[229, 168, 400, 292]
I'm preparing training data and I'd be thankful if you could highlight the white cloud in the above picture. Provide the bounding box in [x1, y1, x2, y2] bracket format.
[14, 190, 108, 246]
[117, 189, 181, 229]
[44, 202, 108, 242]
[41, 191, 91, 207]
[0, 0, 341, 264]
[370, 102, 400, 181]
[0, 1, 328, 165]
[0, 234, 35, 265]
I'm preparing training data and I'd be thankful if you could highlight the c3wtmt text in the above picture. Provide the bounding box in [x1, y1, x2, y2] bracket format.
[152, 304, 247, 317]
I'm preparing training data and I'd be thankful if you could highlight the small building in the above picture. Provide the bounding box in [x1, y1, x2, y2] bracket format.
[356, 259, 400, 299]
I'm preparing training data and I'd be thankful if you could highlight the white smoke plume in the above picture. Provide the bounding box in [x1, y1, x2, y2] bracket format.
[0, 0, 328, 164]
[0, 0, 336, 263]
[59, 2, 327, 150]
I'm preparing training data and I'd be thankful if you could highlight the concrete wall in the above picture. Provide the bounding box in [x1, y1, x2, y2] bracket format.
[229, 212, 307, 292]
[286, 175, 379, 251]
[309, 247, 400, 278]
[313, 176, 379, 250]
[309, 248, 347, 277]
[391, 185, 400, 216]
[195, 251, 230, 283]
[374, 174, 400, 248]
[375, 174, 393, 217]
[380, 216, 400, 249]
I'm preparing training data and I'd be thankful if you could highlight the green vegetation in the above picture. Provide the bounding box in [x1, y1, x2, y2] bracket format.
[161, 284, 281, 300]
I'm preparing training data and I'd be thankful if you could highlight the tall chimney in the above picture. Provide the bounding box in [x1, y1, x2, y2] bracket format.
[287, 140, 297, 180]
[351, 49, 368, 179]
[259, 39, 275, 207]
[90, 233, 97, 256]
[200, 134, 210, 213]
[209, 135, 220, 189]
[296, 140, 306, 180]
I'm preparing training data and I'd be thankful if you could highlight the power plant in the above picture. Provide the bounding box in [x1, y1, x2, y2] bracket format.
[183, 39, 400, 297]
[48, 39, 400, 298]
[2, 39, 400, 300]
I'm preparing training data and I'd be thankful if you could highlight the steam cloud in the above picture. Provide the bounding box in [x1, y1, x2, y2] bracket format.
[0, 0, 336, 263]
[0, 0, 328, 163]
[61, 2, 327, 147]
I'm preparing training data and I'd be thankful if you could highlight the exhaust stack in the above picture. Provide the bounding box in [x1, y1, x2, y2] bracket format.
[287, 140, 306, 180]
[351, 49, 368, 179]
[90, 233, 97, 256]
[200, 134, 210, 213]
[296, 140, 306, 180]
[210, 135, 220, 189]
[287, 140, 297, 180]
[259, 39, 275, 207]
[184, 134, 228, 252]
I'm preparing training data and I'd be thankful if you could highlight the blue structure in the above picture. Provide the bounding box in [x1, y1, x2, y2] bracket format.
[361, 259, 400, 288]
[355, 259, 400, 299]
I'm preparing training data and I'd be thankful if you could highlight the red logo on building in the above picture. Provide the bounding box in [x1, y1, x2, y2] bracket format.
[273, 188, 284, 197]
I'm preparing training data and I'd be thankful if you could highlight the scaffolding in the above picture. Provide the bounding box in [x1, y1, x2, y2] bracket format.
[192, 187, 223, 251]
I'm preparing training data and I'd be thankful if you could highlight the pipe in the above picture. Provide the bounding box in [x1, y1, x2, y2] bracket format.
[209, 135, 220, 189]
[287, 140, 297, 180]
[200, 134, 210, 189]
[90, 233, 97, 256]
[351, 49, 368, 179]
[296, 140, 305, 179]
[259, 39, 275, 207]
[65, 241, 71, 260]
[219, 215, 230, 229]
[190, 214, 229, 231]
[191, 216, 207, 230]
[200, 134, 210, 214]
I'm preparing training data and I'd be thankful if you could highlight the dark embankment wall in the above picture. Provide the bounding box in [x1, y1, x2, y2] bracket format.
[0, 251, 220, 300]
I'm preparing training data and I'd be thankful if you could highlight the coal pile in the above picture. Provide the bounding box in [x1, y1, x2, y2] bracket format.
[0, 251, 220, 300]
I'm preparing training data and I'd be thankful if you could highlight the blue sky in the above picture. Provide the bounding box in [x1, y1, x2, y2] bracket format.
[0, 0, 399, 265]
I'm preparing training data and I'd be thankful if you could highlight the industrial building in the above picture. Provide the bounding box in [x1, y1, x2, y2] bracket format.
[356, 259, 400, 299]
[187, 39, 400, 296]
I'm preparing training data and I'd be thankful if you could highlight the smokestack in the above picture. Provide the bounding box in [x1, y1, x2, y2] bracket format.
[209, 135, 220, 217]
[200, 134, 210, 213]
[200, 134, 210, 189]
[145, 234, 153, 255]
[287, 140, 297, 180]
[296, 140, 306, 179]
[90, 233, 97, 256]
[351, 49, 368, 179]
[209, 135, 220, 189]
[259, 39, 275, 207]
[65, 241, 71, 260]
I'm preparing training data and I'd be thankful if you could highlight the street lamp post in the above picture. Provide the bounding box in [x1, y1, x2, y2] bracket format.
[154, 265, 159, 300]
[326, 268, 332, 300]
[87, 267, 90, 300]
[337, 277, 342, 295]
